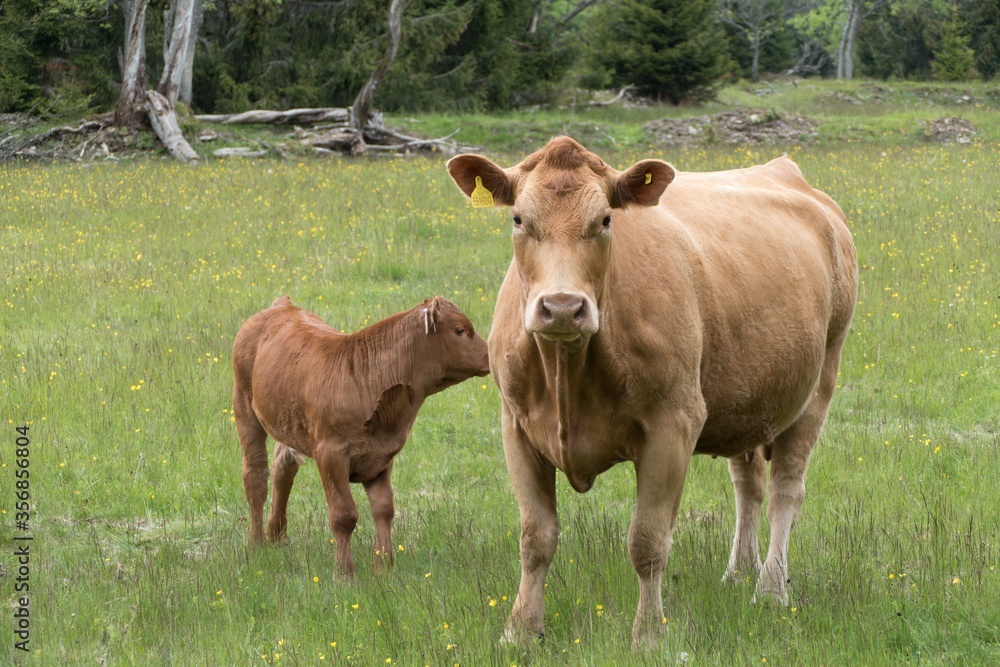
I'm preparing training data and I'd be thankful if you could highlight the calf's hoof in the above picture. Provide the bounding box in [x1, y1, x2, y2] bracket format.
[265, 524, 289, 544]
[372, 551, 395, 574]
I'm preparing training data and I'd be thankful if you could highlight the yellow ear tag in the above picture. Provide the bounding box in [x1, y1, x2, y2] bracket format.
[644, 172, 652, 185]
[471, 176, 494, 208]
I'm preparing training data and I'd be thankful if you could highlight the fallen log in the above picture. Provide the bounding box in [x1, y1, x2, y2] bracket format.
[195, 108, 350, 125]
[145, 89, 199, 163]
[302, 128, 365, 152]
[213, 147, 268, 158]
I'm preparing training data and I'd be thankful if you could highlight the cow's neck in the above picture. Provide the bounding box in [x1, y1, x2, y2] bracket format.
[348, 311, 424, 405]
[534, 334, 609, 491]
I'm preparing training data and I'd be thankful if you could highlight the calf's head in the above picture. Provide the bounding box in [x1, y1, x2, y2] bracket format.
[416, 297, 490, 390]
[448, 136, 673, 344]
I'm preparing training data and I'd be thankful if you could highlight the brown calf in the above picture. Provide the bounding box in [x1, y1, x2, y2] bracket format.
[232, 295, 490, 577]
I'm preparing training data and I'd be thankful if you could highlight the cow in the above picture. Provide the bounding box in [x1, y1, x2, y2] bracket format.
[447, 137, 857, 647]
[232, 295, 490, 578]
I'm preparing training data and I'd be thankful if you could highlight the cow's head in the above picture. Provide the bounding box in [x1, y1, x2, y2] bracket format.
[416, 297, 490, 390]
[448, 136, 673, 344]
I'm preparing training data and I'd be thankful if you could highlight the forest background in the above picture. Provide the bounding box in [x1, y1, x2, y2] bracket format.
[1, 0, 998, 121]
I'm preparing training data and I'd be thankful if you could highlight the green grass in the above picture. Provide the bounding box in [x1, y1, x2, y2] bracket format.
[1, 120, 998, 665]
[383, 79, 1000, 153]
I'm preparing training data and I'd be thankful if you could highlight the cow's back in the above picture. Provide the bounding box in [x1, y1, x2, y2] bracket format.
[653, 157, 856, 455]
[555, 157, 857, 458]
[233, 299, 346, 448]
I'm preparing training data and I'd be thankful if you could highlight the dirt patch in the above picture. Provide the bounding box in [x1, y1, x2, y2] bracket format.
[644, 108, 818, 147]
[922, 116, 977, 144]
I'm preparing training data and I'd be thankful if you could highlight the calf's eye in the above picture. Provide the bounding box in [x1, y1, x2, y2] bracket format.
[455, 326, 466, 336]
[602, 215, 611, 227]
[513, 215, 522, 226]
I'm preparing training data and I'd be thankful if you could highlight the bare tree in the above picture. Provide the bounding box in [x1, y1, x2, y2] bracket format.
[349, 0, 406, 152]
[180, 0, 204, 105]
[837, 0, 885, 80]
[720, 0, 783, 82]
[114, 0, 148, 127]
[159, 0, 197, 105]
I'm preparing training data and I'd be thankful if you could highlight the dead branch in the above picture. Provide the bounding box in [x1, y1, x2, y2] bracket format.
[350, 0, 405, 143]
[587, 84, 635, 107]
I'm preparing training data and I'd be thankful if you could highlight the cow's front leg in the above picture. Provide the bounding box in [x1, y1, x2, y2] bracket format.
[363, 464, 395, 573]
[722, 446, 765, 583]
[501, 407, 558, 644]
[314, 442, 359, 580]
[629, 410, 700, 650]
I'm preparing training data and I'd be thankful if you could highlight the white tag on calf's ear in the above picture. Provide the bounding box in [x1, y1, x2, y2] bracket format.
[422, 308, 430, 335]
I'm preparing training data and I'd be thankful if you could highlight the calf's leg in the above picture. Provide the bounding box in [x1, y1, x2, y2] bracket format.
[267, 442, 303, 542]
[314, 442, 359, 579]
[501, 407, 558, 644]
[629, 409, 698, 649]
[234, 385, 269, 548]
[363, 464, 395, 572]
[756, 348, 842, 604]
[722, 446, 765, 583]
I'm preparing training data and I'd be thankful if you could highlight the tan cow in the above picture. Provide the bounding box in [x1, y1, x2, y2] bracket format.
[448, 137, 857, 647]
[232, 296, 490, 578]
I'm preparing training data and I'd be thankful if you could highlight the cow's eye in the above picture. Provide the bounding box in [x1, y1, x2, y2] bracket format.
[454, 326, 466, 336]
[602, 215, 611, 227]
[512, 215, 522, 226]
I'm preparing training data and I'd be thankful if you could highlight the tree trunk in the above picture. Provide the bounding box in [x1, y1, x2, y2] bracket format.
[158, 0, 196, 105]
[838, 0, 864, 80]
[146, 90, 199, 163]
[350, 0, 405, 149]
[751, 28, 761, 82]
[180, 0, 203, 105]
[114, 0, 148, 127]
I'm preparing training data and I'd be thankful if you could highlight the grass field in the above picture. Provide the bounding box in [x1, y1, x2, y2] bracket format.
[2, 108, 999, 665]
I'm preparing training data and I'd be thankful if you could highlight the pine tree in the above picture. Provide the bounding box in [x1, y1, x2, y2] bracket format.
[931, 7, 976, 81]
[967, 0, 1000, 81]
[589, 0, 731, 104]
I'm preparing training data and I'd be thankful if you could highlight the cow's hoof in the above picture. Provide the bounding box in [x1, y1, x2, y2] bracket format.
[752, 578, 789, 606]
[721, 564, 760, 585]
[631, 622, 667, 651]
[499, 626, 543, 646]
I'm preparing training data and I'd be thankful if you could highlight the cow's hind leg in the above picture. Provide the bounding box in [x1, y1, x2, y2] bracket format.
[756, 349, 842, 604]
[363, 464, 395, 572]
[234, 386, 269, 548]
[267, 443, 303, 543]
[722, 446, 765, 584]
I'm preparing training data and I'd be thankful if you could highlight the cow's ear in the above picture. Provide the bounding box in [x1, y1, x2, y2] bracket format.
[421, 296, 443, 334]
[447, 154, 516, 207]
[428, 296, 443, 326]
[611, 159, 674, 208]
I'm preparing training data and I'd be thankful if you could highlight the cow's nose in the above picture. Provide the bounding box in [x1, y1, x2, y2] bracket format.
[538, 293, 587, 330]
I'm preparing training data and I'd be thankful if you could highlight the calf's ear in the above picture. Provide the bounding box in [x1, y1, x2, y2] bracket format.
[421, 296, 444, 334]
[447, 154, 516, 207]
[611, 159, 674, 208]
